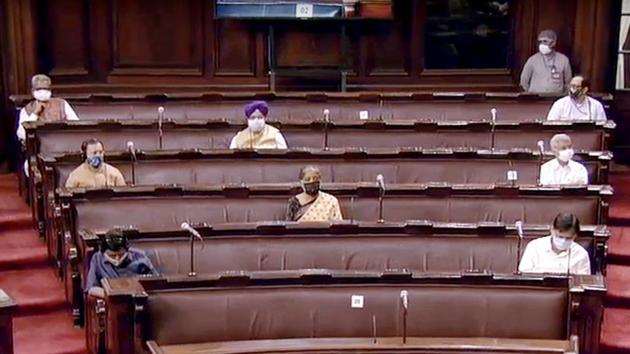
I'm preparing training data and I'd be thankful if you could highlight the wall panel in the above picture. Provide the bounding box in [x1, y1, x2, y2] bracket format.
[111, 0, 204, 75]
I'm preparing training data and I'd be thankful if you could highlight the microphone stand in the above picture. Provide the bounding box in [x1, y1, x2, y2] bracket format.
[322, 109, 330, 151]
[189, 231, 197, 277]
[515, 222, 523, 274]
[372, 315, 377, 344]
[157, 107, 164, 149]
[377, 186, 385, 224]
[400, 291, 408, 344]
[490, 108, 497, 151]
[536, 144, 545, 185]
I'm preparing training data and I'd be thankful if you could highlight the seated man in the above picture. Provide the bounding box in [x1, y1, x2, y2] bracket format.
[546, 75, 607, 121]
[286, 166, 343, 222]
[65, 138, 126, 188]
[16, 74, 79, 142]
[518, 213, 591, 275]
[229, 100, 288, 149]
[539, 133, 588, 186]
[86, 228, 156, 298]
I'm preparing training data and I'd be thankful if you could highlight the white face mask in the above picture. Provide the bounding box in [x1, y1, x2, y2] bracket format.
[33, 89, 52, 102]
[247, 118, 266, 133]
[104, 252, 128, 267]
[538, 44, 552, 55]
[552, 234, 573, 251]
[557, 148, 574, 162]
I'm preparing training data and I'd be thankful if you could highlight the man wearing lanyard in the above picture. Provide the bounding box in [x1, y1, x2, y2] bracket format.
[546, 76, 607, 121]
[520, 30, 572, 94]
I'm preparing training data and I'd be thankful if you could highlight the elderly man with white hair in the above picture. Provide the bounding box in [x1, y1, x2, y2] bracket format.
[16, 74, 79, 142]
[539, 134, 588, 186]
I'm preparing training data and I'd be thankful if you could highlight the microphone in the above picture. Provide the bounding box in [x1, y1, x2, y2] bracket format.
[157, 106, 165, 149]
[126, 141, 137, 161]
[376, 174, 385, 224]
[399, 290, 408, 344]
[490, 108, 497, 151]
[536, 140, 545, 185]
[181, 222, 202, 241]
[181, 222, 203, 277]
[126, 141, 137, 185]
[515, 221, 524, 274]
[323, 109, 330, 150]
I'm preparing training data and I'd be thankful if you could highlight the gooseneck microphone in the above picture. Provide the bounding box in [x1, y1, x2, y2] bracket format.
[126, 141, 137, 185]
[515, 221, 524, 274]
[490, 108, 497, 151]
[323, 109, 330, 151]
[181, 222, 203, 276]
[400, 290, 409, 344]
[157, 106, 165, 149]
[536, 140, 545, 185]
[376, 174, 386, 223]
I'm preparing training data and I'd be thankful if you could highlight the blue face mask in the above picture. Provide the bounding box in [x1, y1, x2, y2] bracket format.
[87, 155, 103, 169]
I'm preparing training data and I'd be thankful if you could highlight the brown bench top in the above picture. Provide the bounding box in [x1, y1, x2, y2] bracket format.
[146, 337, 579, 354]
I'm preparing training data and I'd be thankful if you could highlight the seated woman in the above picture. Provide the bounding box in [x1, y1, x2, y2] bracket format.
[518, 213, 591, 275]
[229, 100, 288, 149]
[286, 166, 343, 222]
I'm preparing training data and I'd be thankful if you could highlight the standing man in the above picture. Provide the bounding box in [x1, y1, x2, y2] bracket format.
[520, 30, 572, 94]
[16, 74, 79, 142]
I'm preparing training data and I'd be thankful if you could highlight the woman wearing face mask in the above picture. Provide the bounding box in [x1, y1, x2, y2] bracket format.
[65, 138, 126, 188]
[539, 134, 588, 186]
[520, 30, 572, 94]
[16, 74, 79, 143]
[286, 166, 343, 222]
[229, 100, 288, 149]
[86, 228, 157, 298]
[546, 75, 607, 121]
[518, 213, 591, 275]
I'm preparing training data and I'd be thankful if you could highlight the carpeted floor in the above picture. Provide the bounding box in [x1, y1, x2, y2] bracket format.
[0, 174, 86, 354]
[0, 171, 629, 354]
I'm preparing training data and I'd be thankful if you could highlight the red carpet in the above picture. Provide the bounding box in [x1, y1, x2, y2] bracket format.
[600, 172, 630, 354]
[0, 174, 86, 354]
[0, 169, 629, 354]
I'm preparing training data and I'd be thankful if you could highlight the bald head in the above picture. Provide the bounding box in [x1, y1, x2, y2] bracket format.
[550, 134, 572, 152]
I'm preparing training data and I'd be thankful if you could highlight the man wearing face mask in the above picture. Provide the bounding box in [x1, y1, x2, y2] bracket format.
[286, 166, 343, 222]
[16, 74, 79, 143]
[520, 30, 572, 94]
[539, 134, 587, 186]
[65, 138, 126, 188]
[86, 228, 157, 298]
[518, 213, 590, 275]
[546, 75, 607, 121]
[229, 100, 288, 149]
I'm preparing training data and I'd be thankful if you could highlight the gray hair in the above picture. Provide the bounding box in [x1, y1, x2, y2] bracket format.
[299, 165, 321, 180]
[550, 134, 572, 149]
[31, 74, 51, 89]
[538, 30, 558, 42]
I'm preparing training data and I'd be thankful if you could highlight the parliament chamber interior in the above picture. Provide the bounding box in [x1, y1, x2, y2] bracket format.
[3, 0, 630, 353]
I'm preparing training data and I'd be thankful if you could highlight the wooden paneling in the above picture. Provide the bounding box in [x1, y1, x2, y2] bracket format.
[213, 20, 257, 76]
[38, 0, 90, 77]
[0, 0, 621, 93]
[111, 0, 204, 75]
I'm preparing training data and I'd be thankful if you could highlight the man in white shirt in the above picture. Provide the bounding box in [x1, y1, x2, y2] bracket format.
[546, 76, 606, 121]
[519, 213, 591, 275]
[539, 133, 588, 186]
[229, 101, 288, 149]
[16, 74, 79, 142]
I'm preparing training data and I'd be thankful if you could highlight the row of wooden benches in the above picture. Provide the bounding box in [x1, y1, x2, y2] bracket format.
[13, 91, 611, 122]
[83, 269, 602, 354]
